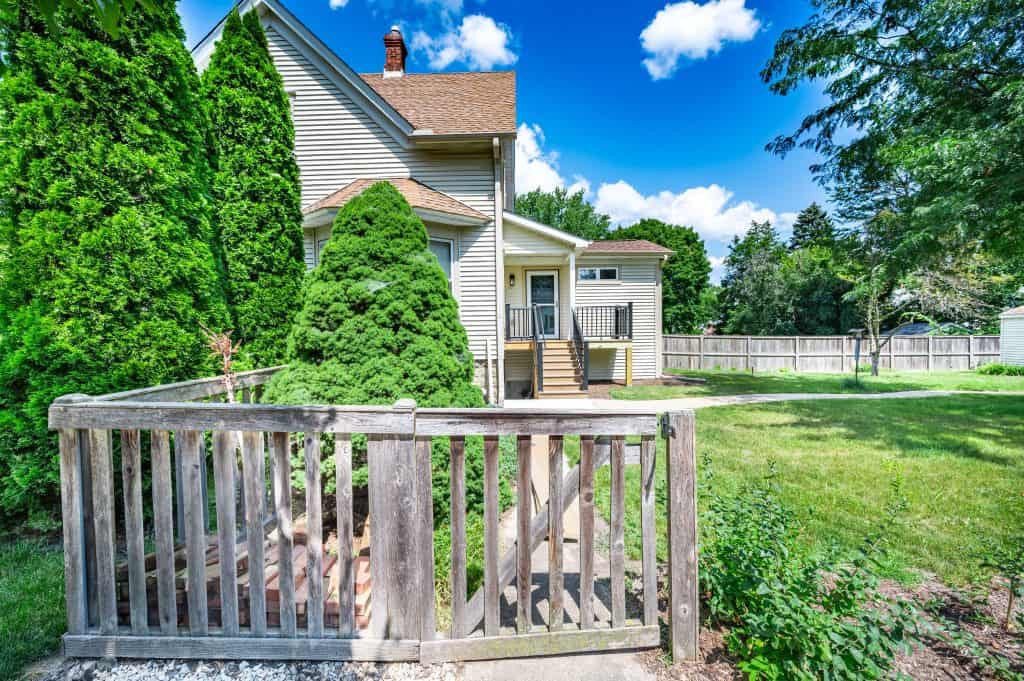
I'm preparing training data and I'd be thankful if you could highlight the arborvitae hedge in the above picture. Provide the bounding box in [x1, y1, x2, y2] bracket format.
[201, 10, 305, 365]
[0, 1, 228, 519]
[265, 182, 485, 517]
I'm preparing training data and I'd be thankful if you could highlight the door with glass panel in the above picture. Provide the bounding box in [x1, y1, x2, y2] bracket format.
[527, 270, 559, 339]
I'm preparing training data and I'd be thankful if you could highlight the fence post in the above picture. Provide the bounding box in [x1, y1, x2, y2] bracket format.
[368, 399, 422, 641]
[968, 335, 975, 369]
[928, 335, 934, 371]
[664, 411, 699, 662]
[55, 395, 92, 635]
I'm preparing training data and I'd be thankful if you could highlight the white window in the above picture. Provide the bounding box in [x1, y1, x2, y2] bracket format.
[578, 266, 619, 281]
[429, 238, 454, 284]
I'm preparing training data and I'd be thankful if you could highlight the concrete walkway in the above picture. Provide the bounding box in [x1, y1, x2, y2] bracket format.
[504, 389, 1019, 412]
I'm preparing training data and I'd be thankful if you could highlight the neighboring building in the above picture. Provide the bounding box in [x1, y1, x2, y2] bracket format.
[193, 0, 671, 402]
[999, 306, 1024, 366]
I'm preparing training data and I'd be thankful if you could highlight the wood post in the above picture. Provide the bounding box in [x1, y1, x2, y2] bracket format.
[58, 426, 88, 635]
[665, 411, 699, 662]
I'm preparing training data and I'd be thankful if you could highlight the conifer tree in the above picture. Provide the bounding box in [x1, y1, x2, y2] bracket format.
[265, 182, 485, 516]
[789, 202, 836, 251]
[0, 1, 227, 517]
[201, 10, 305, 365]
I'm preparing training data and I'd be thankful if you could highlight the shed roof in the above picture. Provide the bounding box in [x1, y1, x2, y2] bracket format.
[304, 178, 489, 223]
[583, 240, 674, 255]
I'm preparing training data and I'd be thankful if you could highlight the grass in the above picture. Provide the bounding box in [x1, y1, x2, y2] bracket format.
[0, 540, 65, 680]
[594, 394, 1024, 585]
[609, 369, 1024, 400]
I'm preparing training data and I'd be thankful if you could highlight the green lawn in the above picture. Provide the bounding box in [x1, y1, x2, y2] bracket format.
[0, 541, 64, 681]
[610, 368, 1024, 400]
[593, 394, 1024, 585]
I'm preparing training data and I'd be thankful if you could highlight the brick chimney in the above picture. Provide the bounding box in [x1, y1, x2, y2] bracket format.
[383, 26, 407, 78]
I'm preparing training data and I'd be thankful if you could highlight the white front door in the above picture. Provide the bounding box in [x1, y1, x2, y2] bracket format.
[527, 270, 559, 339]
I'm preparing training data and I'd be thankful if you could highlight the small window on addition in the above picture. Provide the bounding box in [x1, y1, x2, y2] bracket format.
[578, 266, 619, 281]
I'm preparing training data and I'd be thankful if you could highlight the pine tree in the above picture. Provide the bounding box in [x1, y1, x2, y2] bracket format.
[264, 182, 486, 517]
[201, 10, 305, 365]
[0, 1, 228, 518]
[789, 202, 836, 250]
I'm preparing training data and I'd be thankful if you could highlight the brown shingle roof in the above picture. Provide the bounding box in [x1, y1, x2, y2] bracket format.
[360, 72, 516, 135]
[583, 239, 674, 255]
[304, 178, 489, 222]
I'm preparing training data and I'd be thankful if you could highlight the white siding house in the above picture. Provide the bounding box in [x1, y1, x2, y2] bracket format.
[1000, 306, 1024, 366]
[193, 0, 673, 402]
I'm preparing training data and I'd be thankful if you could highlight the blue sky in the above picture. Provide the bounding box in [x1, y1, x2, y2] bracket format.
[179, 0, 830, 279]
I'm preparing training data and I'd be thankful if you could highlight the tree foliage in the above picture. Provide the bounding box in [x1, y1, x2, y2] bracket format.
[720, 222, 797, 335]
[201, 9, 305, 365]
[514, 187, 611, 240]
[0, 0, 227, 518]
[613, 219, 711, 334]
[763, 0, 1024, 268]
[788, 202, 836, 251]
[264, 183, 485, 517]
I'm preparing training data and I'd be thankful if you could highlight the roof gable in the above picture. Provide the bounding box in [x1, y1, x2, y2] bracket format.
[305, 178, 489, 226]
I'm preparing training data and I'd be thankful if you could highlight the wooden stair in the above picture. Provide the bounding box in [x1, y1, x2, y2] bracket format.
[537, 341, 587, 399]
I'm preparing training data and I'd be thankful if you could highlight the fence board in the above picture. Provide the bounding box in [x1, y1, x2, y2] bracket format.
[335, 434, 354, 637]
[547, 435, 564, 632]
[212, 431, 239, 636]
[640, 434, 657, 626]
[89, 429, 118, 635]
[120, 429, 148, 634]
[482, 436, 500, 638]
[272, 432, 296, 637]
[414, 436, 435, 641]
[516, 435, 532, 634]
[242, 431, 266, 635]
[180, 430, 208, 635]
[58, 429, 87, 635]
[666, 412, 699, 661]
[151, 430, 177, 635]
[578, 436, 595, 630]
[609, 436, 626, 628]
[450, 436, 467, 639]
[304, 433, 324, 637]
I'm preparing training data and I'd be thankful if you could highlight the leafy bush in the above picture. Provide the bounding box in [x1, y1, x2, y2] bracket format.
[201, 9, 305, 366]
[700, 460, 921, 679]
[979, 363, 1024, 376]
[265, 182, 485, 517]
[0, 1, 228, 519]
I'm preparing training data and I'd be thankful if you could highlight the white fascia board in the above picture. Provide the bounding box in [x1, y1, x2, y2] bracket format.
[190, 0, 415, 147]
[502, 211, 590, 250]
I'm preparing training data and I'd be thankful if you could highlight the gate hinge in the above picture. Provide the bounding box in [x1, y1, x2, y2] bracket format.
[660, 413, 675, 438]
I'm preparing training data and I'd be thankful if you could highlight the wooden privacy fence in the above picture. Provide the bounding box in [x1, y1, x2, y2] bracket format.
[664, 334, 1000, 372]
[49, 368, 699, 664]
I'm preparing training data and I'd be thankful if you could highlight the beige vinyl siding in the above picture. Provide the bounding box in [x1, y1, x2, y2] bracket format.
[504, 222, 572, 257]
[575, 256, 662, 380]
[264, 18, 497, 362]
[1000, 316, 1024, 366]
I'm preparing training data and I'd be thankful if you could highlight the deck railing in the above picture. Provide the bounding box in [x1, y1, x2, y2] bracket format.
[578, 304, 633, 340]
[50, 368, 698, 664]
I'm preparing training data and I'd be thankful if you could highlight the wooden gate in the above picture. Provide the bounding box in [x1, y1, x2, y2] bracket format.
[50, 368, 698, 664]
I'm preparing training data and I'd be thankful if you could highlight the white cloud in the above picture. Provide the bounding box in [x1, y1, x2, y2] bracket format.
[567, 175, 592, 198]
[707, 255, 726, 283]
[412, 14, 517, 70]
[329, 0, 349, 8]
[594, 181, 783, 241]
[640, 0, 760, 79]
[515, 123, 568, 194]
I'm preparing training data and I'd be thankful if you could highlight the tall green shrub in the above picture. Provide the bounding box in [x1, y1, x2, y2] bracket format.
[265, 182, 485, 515]
[0, 1, 227, 519]
[201, 10, 304, 365]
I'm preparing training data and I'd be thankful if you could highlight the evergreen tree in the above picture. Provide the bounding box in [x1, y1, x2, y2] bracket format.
[514, 187, 611, 240]
[720, 222, 796, 335]
[789, 202, 836, 250]
[0, 1, 228, 518]
[201, 9, 305, 365]
[613, 219, 711, 334]
[265, 182, 485, 517]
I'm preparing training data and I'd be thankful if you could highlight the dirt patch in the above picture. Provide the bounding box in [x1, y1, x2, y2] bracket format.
[587, 376, 703, 399]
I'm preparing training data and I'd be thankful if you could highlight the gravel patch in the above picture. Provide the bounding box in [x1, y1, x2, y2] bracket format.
[40, 659, 459, 681]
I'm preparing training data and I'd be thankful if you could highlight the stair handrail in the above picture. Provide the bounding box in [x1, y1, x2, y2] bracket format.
[531, 304, 545, 395]
[571, 308, 590, 390]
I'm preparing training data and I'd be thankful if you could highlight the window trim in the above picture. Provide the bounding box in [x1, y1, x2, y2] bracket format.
[577, 266, 620, 282]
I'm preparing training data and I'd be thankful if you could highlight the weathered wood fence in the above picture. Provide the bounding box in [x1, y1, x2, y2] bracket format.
[50, 368, 698, 664]
[664, 335, 1000, 372]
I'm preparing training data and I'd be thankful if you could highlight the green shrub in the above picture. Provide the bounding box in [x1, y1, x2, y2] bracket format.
[201, 10, 305, 366]
[265, 182, 485, 517]
[979, 363, 1024, 376]
[700, 461, 921, 679]
[0, 1, 228, 519]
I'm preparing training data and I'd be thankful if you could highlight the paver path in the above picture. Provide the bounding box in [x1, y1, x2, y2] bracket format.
[505, 389, 1023, 412]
